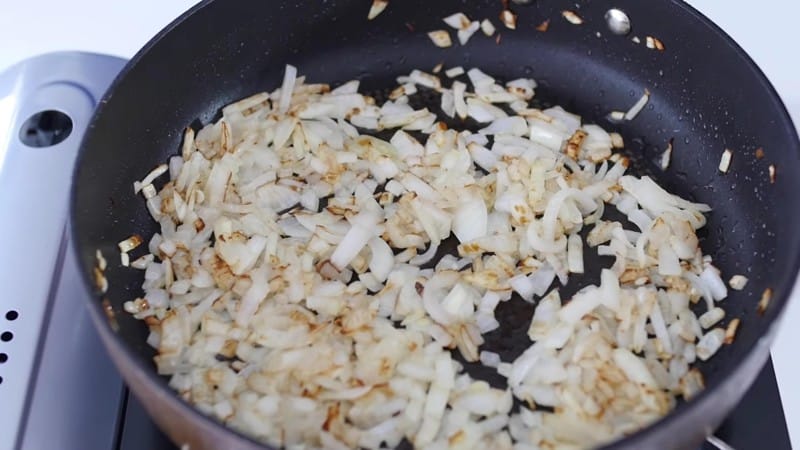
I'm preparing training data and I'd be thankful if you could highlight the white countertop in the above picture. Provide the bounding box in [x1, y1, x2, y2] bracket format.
[2, 0, 799, 446]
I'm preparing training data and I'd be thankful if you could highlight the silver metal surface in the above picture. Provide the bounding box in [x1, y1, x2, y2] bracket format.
[605, 8, 632, 35]
[0, 52, 126, 450]
[707, 435, 737, 450]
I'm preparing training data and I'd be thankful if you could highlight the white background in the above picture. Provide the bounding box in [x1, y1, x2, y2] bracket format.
[1, 0, 798, 446]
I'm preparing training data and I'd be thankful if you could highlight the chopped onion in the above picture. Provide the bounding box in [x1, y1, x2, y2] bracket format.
[567, 234, 584, 274]
[698, 307, 725, 329]
[121, 64, 735, 450]
[278, 64, 297, 114]
[728, 274, 748, 291]
[696, 328, 725, 361]
[367, 0, 388, 20]
[499, 10, 517, 30]
[428, 30, 453, 48]
[661, 139, 673, 170]
[480, 19, 496, 36]
[562, 10, 584, 25]
[443, 12, 471, 30]
[118, 234, 143, 253]
[719, 149, 732, 173]
[330, 211, 380, 270]
[457, 21, 481, 45]
[624, 90, 650, 120]
[445, 66, 465, 78]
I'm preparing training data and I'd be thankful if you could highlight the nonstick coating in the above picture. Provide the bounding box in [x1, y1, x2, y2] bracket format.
[71, 0, 800, 449]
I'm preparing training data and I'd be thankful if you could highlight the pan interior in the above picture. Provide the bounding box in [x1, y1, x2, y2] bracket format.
[71, 0, 800, 447]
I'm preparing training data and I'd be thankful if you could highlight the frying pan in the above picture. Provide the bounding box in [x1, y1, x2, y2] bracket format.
[70, 0, 800, 449]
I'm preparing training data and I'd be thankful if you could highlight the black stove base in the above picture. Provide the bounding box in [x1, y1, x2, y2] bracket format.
[701, 358, 790, 450]
[116, 359, 791, 450]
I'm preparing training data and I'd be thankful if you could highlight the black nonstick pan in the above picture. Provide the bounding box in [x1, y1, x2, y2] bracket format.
[70, 0, 800, 449]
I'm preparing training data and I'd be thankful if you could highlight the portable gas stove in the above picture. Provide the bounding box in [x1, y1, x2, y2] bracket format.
[0, 52, 791, 450]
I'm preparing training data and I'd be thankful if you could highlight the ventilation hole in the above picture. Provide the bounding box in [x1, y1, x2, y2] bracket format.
[18, 110, 73, 147]
[0, 376, 3, 385]
[0, 353, 7, 363]
[0, 332, 12, 342]
[5, 310, 18, 321]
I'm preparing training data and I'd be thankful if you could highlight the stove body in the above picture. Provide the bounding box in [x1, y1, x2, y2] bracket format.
[0, 53, 791, 450]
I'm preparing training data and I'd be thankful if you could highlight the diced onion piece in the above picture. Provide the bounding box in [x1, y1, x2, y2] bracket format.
[612, 348, 657, 388]
[330, 211, 379, 270]
[453, 81, 468, 119]
[480, 351, 501, 368]
[719, 149, 732, 173]
[95, 249, 107, 271]
[624, 90, 650, 120]
[696, 328, 725, 361]
[657, 242, 681, 276]
[646, 36, 665, 51]
[698, 307, 725, 329]
[499, 10, 516, 30]
[142, 184, 157, 199]
[457, 21, 481, 46]
[559, 289, 601, 324]
[700, 266, 728, 301]
[608, 110, 625, 121]
[367, 0, 388, 20]
[758, 288, 773, 315]
[428, 30, 453, 48]
[443, 12, 470, 30]
[118, 234, 143, 253]
[135, 164, 168, 193]
[562, 10, 584, 25]
[567, 234, 584, 274]
[368, 237, 394, 282]
[480, 19, 496, 36]
[728, 274, 748, 291]
[445, 66, 465, 78]
[536, 19, 550, 32]
[235, 267, 270, 326]
[724, 318, 740, 344]
[661, 140, 673, 170]
[452, 196, 488, 243]
[130, 254, 153, 270]
[278, 64, 298, 114]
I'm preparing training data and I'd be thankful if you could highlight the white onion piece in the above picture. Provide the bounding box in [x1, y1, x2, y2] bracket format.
[442, 282, 479, 321]
[696, 328, 725, 361]
[567, 234, 584, 274]
[624, 90, 650, 120]
[368, 237, 394, 282]
[457, 21, 481, 45]
[330, 211, 380, 270]
[480, 19, 496, 36]
[700, 266, 728, 301]
[452, 196, 488, 243]
[698, 307, 725, 329]
[657, 242, 682, 276]
[443, 12, 470, 29]
[453, 81, 468, 119]
[510, 274, 536, 302]
[235, 267, 270, 326]
[729, 275, 748, 290]
[612, 348, 658, 388]
[277, 64, 297, 114]
[123, 65, 733, 450]
[558, 289, 601, 324]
